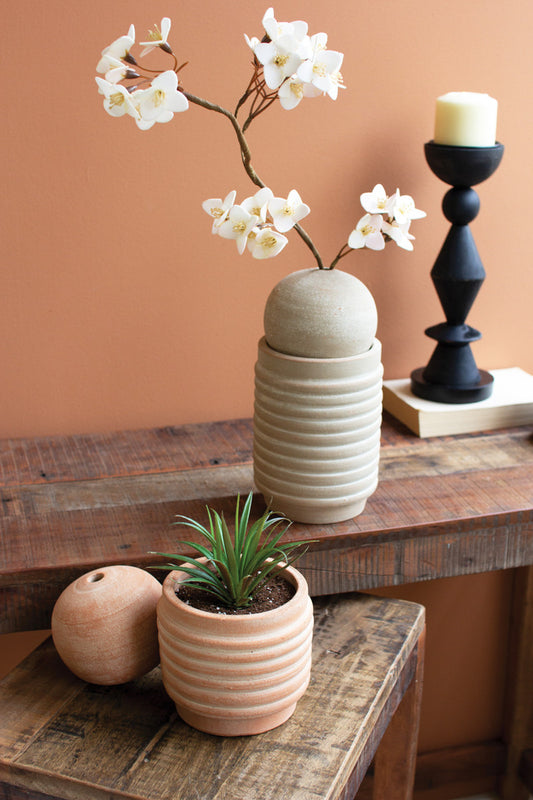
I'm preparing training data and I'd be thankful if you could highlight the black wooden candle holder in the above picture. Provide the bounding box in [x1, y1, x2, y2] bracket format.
[411, 140, 504, 404]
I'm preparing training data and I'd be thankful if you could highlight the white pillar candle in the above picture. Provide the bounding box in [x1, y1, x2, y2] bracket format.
[434, 91, 498, 147]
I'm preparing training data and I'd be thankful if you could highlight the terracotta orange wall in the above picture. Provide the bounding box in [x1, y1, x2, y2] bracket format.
[373, 570, 514, 754]
[2, 0, 532, 438]
[1, 0, 529, 762]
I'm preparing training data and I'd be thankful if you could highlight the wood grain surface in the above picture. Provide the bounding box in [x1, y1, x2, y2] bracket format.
[1, 414, 531, 797]
[0, 593, 425, 800]
[1, 414, 532, 634]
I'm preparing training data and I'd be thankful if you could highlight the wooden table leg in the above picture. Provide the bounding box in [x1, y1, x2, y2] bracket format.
[372, 627, 426, 800]
[501, 566, 533, 800]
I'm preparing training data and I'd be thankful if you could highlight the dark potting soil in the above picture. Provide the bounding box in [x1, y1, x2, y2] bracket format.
[175, 574, 295, 615]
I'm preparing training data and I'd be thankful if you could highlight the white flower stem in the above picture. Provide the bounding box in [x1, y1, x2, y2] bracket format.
[183, 90, 325, 270]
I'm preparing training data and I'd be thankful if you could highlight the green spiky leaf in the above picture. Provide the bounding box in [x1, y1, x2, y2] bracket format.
[151, 492, 314, 609]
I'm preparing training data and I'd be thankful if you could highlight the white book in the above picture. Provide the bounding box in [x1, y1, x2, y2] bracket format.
[383, 368, 533, 437]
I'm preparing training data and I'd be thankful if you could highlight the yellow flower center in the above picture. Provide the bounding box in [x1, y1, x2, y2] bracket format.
[274, 53, 289, 67]
[233, 221, 247, 234]
[290, 82, 304, 98]
[109, 92, 125, 109]
[153, 89, 165, 107]
[312, 62, 327, 78]
[147, 25, 163, 42]
[262, 234, 278, 250]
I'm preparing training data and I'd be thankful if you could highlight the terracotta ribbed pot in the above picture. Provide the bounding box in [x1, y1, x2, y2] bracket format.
[51, 565, 162, 685]
[157, 563, 313, 736]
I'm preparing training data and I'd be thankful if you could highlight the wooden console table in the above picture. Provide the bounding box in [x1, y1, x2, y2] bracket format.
[1, 413, 532, 798]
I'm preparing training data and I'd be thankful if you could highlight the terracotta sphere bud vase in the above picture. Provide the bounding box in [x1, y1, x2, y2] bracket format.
[157, 563, 314, 737]
[52, 565, 162, 685]
[254, 268, 383, 524]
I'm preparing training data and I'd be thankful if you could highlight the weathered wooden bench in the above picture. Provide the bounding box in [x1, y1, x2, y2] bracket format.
[0, 591, 425, 800]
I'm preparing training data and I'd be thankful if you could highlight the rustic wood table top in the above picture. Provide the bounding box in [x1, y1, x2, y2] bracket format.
[1, 413, 532, 633]
[0, 593, 425, 800]
[1, 413, 532, 798]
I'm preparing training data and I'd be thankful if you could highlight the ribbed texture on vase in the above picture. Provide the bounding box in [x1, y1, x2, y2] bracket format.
[253, 337, 383, 524]
[157, 565, 313, 736]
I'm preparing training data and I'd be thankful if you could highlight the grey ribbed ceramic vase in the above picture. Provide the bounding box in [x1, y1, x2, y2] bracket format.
[253, 268, 383, 525]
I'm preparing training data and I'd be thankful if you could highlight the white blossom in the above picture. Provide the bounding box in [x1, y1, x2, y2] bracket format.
[279, 73, 322, 109]
[95, 77, 140, 120]
[126, 90, 153, 129]
[348, 214, 385, 251]
[297, 47, 344, 100]
[202, 191, 237, 232]
[217, 206, 259, 254]
[278, 77, 305, 110]
[96, 24, 135, 74]
[254, 39, 303, 90]
[308, 32, 328, 52]
[382, 219, 416, 251]
[278, 76, 303, 110]
[261, 8, 309, 51]
[241, 188, 274, 222]
[268, 189, 310, 232]
[244, 34, 260, 51]
[136, 71, 189, 127]
[360, 184, 394, 215]
[389, 190, 427, 224]
[350, 186, 425, 251]
[248, 227, 288, 259]
[253, 9, 313, 89]
[102, 56, 134, 84]
[140, 17, 172, 57]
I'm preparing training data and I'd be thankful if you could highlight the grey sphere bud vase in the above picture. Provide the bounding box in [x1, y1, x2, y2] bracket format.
[254, 268, 383, 524]
[411, 140, 504, 404]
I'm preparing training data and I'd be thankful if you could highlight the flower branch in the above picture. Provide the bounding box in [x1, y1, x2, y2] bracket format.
[182, 91, 262, 188]
[95, 9, 425, 270]
[183, 90, 323, 268]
